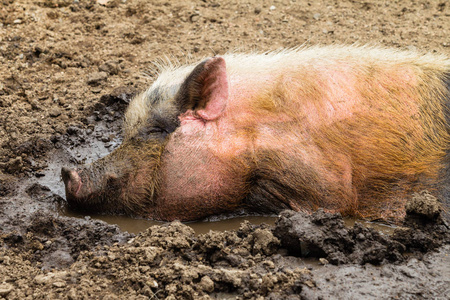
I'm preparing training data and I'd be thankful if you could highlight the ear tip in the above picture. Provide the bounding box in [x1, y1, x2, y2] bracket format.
[206, 56, 226, 68]
[212, 56, 225, 62]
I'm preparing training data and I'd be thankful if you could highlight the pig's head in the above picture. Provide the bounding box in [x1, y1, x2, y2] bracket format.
[61, 57, 228, 216]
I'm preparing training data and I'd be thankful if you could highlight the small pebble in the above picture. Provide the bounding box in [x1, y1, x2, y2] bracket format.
[49, 108, 61, 118]
[190, 14, 200, 22]
[0, 283, 13, 297]
[199, 276, 214, 292]
[52, 281, 66, 288]
[87, 72, 108, 86]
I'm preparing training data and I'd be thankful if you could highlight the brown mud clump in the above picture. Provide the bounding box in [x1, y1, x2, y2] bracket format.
[1, 212, 131, 270]
[1, 198, 449, 299]
[1, 222, 313, 299]
[405, 190, 442, 220]
[275, 210, 404, 265]
[275, 192, 449, 265]
[393, 191, 450, 255]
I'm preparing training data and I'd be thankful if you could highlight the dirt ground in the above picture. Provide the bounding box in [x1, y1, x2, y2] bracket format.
[1, 0, 450, 299]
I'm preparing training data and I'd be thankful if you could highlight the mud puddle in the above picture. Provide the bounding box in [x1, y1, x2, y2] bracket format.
[62, 206, 397, 236]
[66, 213, 278, 235]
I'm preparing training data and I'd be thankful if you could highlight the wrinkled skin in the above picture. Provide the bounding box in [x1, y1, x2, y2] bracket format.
[62, 46, 450, 222]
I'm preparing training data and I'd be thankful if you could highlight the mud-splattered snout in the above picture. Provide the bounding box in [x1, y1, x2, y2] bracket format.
[61, 163, 134, 214]
[61, 167, 82, 198]
[61, 166, 97, 211]
[61, 167, 108, 212]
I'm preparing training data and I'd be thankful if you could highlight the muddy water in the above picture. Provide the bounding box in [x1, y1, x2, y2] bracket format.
[63, 211, 278, 235]
[343, 218, 397, 235]
[61, 210, 397, 235]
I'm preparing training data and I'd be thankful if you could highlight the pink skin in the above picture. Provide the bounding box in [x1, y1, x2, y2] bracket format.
[155, 118, 250, 220]
[153, 60, 422, 220]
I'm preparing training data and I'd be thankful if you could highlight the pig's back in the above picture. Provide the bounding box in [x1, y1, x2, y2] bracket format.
[220, 46, 450, 219]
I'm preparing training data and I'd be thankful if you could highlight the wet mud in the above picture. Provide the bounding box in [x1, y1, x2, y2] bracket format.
[1, 200, 449, 299]
[1, 0, 450, 299]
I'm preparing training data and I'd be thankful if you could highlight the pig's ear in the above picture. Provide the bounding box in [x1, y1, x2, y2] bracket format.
[176, 57, 228, 121]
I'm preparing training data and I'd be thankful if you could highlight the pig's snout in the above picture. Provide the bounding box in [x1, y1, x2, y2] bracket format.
[61, 167, 82, 198]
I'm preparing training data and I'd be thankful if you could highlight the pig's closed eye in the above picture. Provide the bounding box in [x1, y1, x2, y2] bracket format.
[148, 126, 166, 134]
[137, 125, 167, 138]
[137, 125, 170, 141]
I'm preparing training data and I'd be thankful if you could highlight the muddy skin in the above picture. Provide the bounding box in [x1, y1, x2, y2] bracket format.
[1, 0, 450, 299]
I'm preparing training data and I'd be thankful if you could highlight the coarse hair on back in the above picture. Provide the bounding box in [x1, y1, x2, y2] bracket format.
[124, 44, 450, 143]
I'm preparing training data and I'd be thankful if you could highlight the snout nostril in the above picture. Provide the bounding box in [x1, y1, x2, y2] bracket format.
[61, 167, 83, 197]
[61, 167, 73, 182]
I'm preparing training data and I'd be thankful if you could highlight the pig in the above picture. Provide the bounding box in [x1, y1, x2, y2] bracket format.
[61, 45, 450, 222]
